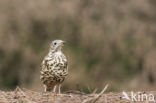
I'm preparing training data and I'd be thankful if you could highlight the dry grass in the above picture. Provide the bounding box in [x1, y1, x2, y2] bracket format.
[0, 86, 156, 103]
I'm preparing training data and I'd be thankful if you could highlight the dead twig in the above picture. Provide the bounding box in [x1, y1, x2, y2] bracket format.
[15, 86, 37, 103]
[92, 88, 98, 94]
[82, 84, 109, 103]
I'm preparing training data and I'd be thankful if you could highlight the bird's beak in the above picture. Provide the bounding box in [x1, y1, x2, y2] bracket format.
[61, 41, 66, 46]
[62, 41, 66, 45]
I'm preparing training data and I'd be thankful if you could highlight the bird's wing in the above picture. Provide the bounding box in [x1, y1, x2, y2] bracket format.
[41, 56, 54, 71]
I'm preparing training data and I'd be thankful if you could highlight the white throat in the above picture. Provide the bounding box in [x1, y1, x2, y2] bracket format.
[48, 48, 62, 56]
[55, 50, 62, 56]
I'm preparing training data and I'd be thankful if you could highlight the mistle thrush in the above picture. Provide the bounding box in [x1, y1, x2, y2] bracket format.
[40, 40, 68, 93]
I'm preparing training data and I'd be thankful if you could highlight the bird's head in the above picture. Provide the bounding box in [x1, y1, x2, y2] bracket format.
[50, 40, 66, 52]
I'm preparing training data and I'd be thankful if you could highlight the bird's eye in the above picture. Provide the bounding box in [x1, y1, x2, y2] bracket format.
[54, 42, 57, 45]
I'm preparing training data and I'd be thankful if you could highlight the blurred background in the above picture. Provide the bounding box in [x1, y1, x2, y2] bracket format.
[0, 0, 156, 92]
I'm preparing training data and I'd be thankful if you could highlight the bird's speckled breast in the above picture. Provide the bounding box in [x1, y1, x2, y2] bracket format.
[40, 53, 68, 85]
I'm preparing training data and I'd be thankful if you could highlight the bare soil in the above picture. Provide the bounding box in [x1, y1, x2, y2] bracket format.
[0, 87, 155, 103]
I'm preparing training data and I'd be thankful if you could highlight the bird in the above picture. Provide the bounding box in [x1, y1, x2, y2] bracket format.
[40, 40, 68, 93]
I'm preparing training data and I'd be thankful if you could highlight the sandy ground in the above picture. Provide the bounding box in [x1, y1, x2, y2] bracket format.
[0, 87, 156, 103]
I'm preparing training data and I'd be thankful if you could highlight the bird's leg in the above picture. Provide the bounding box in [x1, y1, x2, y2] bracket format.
[41, 85, 50, 96]
[53, 85, 56, 93]
[44, 85, 47, 92]
[58, 84, 61, 94]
